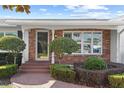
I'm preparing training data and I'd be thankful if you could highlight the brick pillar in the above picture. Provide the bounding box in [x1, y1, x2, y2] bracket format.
[29, 29, 36, 62]
[102, 30, 111, 62]
[55, 30, 63, 38]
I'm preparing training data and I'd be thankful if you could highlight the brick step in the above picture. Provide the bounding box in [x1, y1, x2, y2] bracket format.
[19, 62, 50, 73]
[19, 68, 50, 73]
[20, 65, 49, 69]
[23, 62, 50, 66]
[26, 61, 50, 64]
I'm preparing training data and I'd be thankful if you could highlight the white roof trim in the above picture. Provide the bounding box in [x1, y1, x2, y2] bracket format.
[0, 19, 124, 26]
[4, 19, 124, 26]
[110, 15, 124, 21]
[22, 25, 117, 30]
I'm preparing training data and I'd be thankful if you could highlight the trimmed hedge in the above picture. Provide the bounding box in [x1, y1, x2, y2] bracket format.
[0, 64, 17, 78]
[108, 74, 124, 88]
[74, 62, 124, 87]
[50, 64, 76, 83]
[0, 53, 22, 66]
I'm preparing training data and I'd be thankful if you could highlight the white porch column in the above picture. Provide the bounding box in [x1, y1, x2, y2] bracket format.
[21, 26, 25, 64]
[51, 29, 55, 64]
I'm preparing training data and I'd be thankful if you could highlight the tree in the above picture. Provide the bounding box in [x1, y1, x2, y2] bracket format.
[0, 36, 26, 64]
[49, 37, 79, 63]
[2, 5, 30, 14]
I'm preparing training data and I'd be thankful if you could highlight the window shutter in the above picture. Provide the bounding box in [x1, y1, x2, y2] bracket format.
[18, 30, 22, 39]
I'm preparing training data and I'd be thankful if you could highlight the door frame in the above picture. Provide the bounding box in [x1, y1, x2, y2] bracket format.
[35, 30, 49, 61]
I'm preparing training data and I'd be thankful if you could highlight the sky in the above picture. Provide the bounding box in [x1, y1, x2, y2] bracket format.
[0, 5, 124, 19]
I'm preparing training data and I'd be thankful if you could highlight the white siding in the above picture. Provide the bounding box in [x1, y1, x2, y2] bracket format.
[120, 31, 124, 63]
[110, 30, 118, 62]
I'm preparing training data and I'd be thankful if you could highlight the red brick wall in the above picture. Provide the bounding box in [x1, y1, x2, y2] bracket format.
[102, 30, 110, 62]
[55, 30, 63, 38]
[54, 29, 111, 64]
[29, 29, 36, 61]
[28, 29, 110, 64]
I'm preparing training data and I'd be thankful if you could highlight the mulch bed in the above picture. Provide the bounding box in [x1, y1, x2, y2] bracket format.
[0, 78, 11, 85]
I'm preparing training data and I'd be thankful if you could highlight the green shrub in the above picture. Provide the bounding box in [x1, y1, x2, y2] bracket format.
[0, 64, 17, 78]
[0, 53, 22, 66]
[108, 74, 124, 88]
[49, 37, 79, 63]
[0, 36, 26, 64]
[84, 56, 107, 70]
[50, 64, 76, 83]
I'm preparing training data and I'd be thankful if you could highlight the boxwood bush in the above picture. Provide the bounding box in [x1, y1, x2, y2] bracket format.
[108, 74, 124, 88]
[50, 64, 76, 83]
[84, 56, 107, 70]
[0, 36, 26, 64]
[0, 64, 17, 78]
[0, 53, 22, 66]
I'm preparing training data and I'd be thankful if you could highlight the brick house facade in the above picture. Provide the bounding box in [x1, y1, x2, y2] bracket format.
[29, 29, 111, 64]
[1, 19, 124, 73]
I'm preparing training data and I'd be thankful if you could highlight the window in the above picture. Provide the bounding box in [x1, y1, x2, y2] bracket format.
[0, 32, 4, 38]
[5, 32, 17, 37]
[64, 33, 72, 39]
[93, 32, 102, 54]
[73, 32, 81, 42]
[73, 32, 81, 53]
[83, 32, 92, 53]
[64, 31, 102, 55]
[0, 32, 17, 38]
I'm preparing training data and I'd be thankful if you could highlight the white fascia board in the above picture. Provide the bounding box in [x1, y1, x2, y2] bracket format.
[5, 19, 124, 26]
[22, 25, 117, 30]
[0, 24, 17, 27]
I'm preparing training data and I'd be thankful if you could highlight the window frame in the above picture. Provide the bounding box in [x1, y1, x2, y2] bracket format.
[0, 31, 18, 37]
[92, 32, 103, 55]
[63, 31, 103, 55]
[5, 32, 18, 37]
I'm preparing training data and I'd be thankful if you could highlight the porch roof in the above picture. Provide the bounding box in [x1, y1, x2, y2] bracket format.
[1, 19, 124, 26]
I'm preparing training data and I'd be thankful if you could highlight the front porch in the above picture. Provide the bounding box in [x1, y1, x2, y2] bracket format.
[21, 27, 123, 65]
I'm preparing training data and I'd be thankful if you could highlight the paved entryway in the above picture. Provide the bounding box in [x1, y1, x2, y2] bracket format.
[11, 73, 89, 88]
[11, 73, 53, 85]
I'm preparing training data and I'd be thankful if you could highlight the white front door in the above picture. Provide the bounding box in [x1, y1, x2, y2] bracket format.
[36, 31, 49, 60]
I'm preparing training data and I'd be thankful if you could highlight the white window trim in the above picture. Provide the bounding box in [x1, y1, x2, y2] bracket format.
[63, 31, 103, 55]
[35, 30, 49, 61]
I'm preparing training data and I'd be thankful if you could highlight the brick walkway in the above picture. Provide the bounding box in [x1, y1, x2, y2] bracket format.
[11, 73, 54, 85]
[11, 73, 89, 88]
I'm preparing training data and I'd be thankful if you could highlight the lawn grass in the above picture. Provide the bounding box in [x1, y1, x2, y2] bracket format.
[0, 85, 15, 88]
